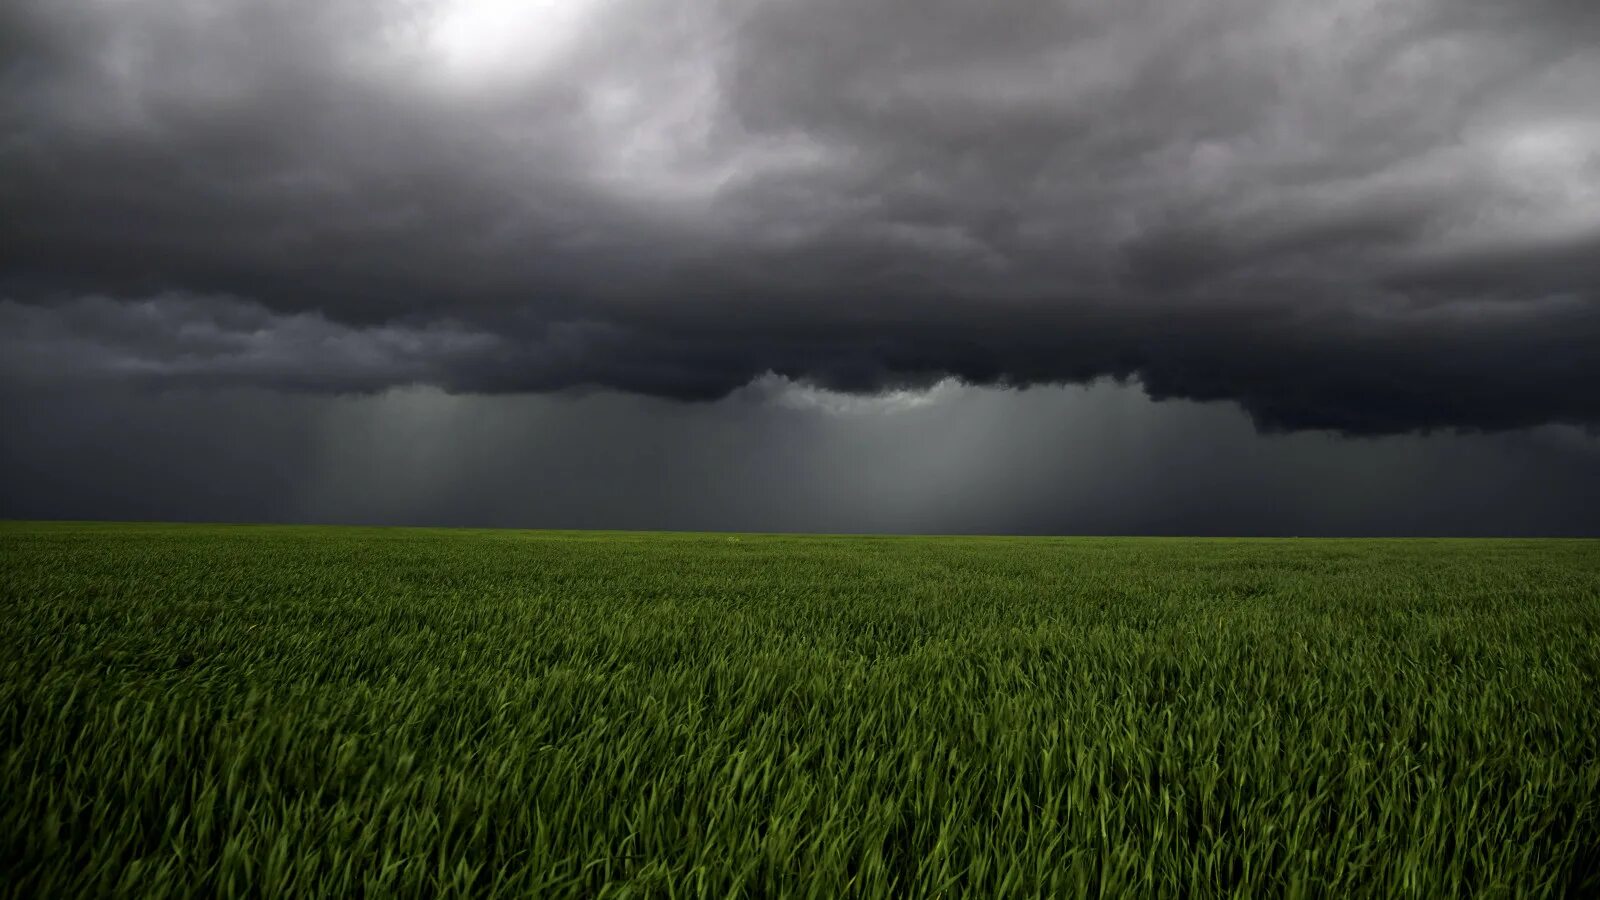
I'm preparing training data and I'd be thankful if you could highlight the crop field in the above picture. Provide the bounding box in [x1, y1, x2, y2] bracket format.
[2, 521, 1597, 898]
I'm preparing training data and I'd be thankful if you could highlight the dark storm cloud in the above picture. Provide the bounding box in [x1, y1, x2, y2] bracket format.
[3, 0, 1598, 433]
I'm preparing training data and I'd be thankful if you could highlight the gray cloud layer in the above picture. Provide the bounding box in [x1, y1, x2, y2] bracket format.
[3, 0, 1598, 433]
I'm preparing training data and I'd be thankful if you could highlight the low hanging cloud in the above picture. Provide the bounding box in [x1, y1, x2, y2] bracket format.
[2, 0, 1597, 433]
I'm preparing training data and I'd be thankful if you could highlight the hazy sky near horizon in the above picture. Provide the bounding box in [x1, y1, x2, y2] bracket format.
[5, 379, 1598, 535]
[2, 0, 1597, 533]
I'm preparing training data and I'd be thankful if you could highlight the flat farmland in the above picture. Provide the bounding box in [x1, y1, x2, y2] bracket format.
[2, 522, 1597, 898]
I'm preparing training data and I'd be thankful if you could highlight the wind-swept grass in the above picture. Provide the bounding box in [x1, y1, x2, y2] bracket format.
[2, 522, 1597, 898]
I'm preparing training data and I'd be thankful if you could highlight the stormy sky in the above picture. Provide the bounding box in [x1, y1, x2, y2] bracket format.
[2, 0, 1598, 534]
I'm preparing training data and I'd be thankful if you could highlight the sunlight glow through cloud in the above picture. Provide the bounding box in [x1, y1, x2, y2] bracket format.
[426, 0, 603, 85]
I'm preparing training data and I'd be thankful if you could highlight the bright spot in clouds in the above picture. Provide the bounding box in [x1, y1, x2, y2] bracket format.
[1489, 119, 1600, 211]
[426, 0, 602, 84]
[744, 375, 965, 417]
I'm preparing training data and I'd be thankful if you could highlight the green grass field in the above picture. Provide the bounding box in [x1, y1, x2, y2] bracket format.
[2, 521, 1597, 898]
